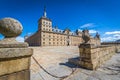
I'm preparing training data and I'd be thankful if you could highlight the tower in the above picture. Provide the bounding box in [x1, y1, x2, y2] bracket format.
[38, 6, 52, 32]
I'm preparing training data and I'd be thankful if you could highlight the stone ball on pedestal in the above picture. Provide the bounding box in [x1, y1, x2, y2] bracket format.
[0, 17, 23, 38]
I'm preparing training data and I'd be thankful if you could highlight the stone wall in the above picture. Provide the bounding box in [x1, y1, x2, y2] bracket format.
[0, 48, 33, 80]
[79, 44, 120, 70]
[101, 42, 120, 52]
[25, 32, 41, 46]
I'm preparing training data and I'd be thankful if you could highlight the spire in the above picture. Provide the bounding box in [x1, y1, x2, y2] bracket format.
[95, 32, 100, 39]
[43, 6, 47, 18]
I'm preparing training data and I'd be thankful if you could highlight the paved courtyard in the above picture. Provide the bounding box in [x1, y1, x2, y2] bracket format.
[30, 46, 120, 80]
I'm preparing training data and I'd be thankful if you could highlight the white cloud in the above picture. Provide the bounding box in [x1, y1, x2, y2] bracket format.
[101, 36, 120, 42]
[80, 23, 95, 28]
[77, 29, 82, 32]
[101, 31, 120, 42]
[101, 34, 120, 42]
[27, 32, 33, 35]
[16, 36, 24, 42]
[105, 31, 120, 35]
[101, 37, 114, 42]
[113, 34, 120, 37]
[89, 30, 97, 34]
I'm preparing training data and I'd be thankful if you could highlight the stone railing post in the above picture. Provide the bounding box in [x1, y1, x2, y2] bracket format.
[0, 18, 33, 80]
[79, 43, 99, 70]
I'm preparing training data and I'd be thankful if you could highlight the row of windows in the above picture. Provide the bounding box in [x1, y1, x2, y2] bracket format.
[52, 29, 63, 33]
[43, 35, 66, 39]
[43, 38, 66, 41]
[42, 21, 51, 25]
[43, 28, 51, 31]
[43, 42, 66, 45]
[43, 25, 51, 27]
[43, 35, 81, 41]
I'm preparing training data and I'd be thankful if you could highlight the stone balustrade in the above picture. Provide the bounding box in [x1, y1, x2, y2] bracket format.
[69, 43, 120, 70]
[102, 42, 120, 52]
[79, 44, 117, 70]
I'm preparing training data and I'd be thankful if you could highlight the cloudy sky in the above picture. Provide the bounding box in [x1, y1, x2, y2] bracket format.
[0, 0, 120, 42]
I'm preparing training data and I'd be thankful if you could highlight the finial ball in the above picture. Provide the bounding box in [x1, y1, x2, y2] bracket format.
[0, 17, 23, 37]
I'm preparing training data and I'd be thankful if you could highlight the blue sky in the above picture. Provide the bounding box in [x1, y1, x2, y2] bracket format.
[0, 0, 120, 42]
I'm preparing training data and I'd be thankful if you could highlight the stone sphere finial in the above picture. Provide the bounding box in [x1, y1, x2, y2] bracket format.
[0, 17, 23, 38]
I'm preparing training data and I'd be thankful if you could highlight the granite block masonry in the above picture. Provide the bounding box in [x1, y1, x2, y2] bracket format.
[0, 18, 33, 80]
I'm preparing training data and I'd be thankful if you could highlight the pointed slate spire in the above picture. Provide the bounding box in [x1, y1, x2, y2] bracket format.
[95, 32, 100, 39]
[43, 5, 47, 18]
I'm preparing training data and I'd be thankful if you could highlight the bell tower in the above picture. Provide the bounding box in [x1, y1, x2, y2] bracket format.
[38, 6, 52, 32]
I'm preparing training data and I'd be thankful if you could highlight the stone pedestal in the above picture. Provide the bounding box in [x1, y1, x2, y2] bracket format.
[0, 42, 33, 80]
[78, 43, 98, 70]
[69, 43, 98, 70]
[0, 17, 33, 80]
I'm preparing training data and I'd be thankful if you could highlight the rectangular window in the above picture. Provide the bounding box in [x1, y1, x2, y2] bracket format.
[43, 21, 45, 24]
[43, 35, 45, 37]
[43, 42, 45, 44]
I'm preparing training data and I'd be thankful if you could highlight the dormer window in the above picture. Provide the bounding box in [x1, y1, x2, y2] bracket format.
[52, 29, 54, 31]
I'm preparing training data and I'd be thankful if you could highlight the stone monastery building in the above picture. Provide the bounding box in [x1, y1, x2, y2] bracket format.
[25, 7, 100, 46]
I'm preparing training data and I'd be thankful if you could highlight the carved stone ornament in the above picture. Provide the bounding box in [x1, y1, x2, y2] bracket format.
[0, 17, 23, 38]
[82, 29, 90, 43]
[0, 17, 28, 48]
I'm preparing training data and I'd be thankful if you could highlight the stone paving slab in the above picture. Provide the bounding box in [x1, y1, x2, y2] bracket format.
[30, 46, 120, 80]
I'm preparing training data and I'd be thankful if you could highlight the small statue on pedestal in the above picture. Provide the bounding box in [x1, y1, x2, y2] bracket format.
[82, 29, 90, 44]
